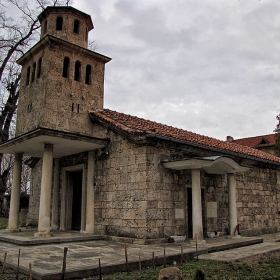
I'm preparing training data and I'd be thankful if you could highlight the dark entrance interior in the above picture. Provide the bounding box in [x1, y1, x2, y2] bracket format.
[187, 187, 192, 238]
[187, 187, 206, 238]
[70, 171, 83, 231]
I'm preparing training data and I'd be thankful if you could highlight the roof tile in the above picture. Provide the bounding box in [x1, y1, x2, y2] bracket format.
[90, 109, 280, 164]
[233, 134, 275, 148]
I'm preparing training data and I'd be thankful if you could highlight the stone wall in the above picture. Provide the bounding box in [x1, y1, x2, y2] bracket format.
[96, 143, 280, 238]
[27, 159, 42, 225]
[94, 132, 149, 238]
[202, 167, 280, 236]
[16, 41, 105, 136]
[236, 167, 280, 236]
[26, 126, 280, 238]
[40, 9, 90, 48]
[95, 135, 194, 239]
[145, 146, 186, 238]
[203, 173, 229, 235]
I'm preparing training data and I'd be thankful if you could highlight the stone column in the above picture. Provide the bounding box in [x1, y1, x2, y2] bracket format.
[85, 151, 95, 233]
[35, 144, 53, 237]
[228, 173, 238, 236]
[8, 153, 23, 231]
[191, 169, 205, 243]
[51, 158, 60, 230]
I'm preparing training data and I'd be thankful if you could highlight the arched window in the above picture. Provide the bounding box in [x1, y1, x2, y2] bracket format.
[43, 20, 47, 34]
[26, 66, 30, 86]
[74, 61, 81, 81]
[31, 62, 36, 82]
[37, 58, 42, 78]
[85, 65, 92, 85]
[56, 16, 63, 30]
[62, 57, 70, 78]
[73, 19, 80, 34]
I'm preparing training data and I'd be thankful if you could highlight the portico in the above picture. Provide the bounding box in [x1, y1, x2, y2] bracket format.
[0, 127, 108, 236]
[163, 156, 249, 242]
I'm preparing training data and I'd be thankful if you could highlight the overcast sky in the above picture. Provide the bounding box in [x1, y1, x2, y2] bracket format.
[72, 0, 280, 141]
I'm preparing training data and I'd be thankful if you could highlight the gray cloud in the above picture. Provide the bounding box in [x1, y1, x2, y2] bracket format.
[75, 0, 280, 140]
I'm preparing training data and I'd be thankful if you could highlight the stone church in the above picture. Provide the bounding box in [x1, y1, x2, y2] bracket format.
[1, 6, 280, 243]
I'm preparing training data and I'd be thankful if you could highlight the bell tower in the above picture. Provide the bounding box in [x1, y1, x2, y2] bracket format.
[16, 6, 111, 137]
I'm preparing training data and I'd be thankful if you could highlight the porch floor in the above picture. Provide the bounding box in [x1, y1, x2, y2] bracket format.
[0, 229, 280, 280]
[0, 228, 104, 245]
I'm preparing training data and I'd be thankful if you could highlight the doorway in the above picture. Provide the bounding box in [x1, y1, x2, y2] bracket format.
[61, 164, 86, 231]
[187, 188, 192, 238]
[187, 187, 206, 238]
[70, 171, 83, 231]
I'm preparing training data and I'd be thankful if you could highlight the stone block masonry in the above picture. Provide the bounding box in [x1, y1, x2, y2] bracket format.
[27, 124, 280, 240]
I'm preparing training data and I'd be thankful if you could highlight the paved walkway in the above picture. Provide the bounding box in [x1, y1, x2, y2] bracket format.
[0, 229, 280, 279]
[199, 232, 280, 262]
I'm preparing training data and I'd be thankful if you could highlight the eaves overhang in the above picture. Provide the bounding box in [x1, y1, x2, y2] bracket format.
[17, 35, 111, 65]
[162, 156, 250, 174]
[0, 127, 110, 158]
[89, 112, 147, 144]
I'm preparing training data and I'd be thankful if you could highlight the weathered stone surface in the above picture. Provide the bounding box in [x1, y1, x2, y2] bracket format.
[27, 131, 280, 239]
[158, 267, 182, 280]
[23, 6, 280, 241]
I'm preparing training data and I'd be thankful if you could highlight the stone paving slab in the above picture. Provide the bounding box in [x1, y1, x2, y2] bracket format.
[199, 242, 280, 262]
[0, 240, 207, 279]
[0, 230, 273, 280]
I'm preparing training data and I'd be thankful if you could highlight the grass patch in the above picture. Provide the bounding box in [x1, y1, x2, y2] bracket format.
[0, 217, 8, 229]
[85, 251, 280, 280]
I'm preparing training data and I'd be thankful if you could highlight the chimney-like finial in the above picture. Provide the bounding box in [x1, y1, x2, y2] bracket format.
[226, 136, 234, 142]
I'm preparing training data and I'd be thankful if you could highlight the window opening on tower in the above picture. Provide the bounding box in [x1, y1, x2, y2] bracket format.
[74, 61, 81, 81]
[63, 57, 70, 78]
[73, 19, 80, 34]
[56, 16, 63, 30]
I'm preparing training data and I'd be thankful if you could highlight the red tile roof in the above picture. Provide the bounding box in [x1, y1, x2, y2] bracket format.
[232, 134, 275, 148]
[89, 109, 280, 164]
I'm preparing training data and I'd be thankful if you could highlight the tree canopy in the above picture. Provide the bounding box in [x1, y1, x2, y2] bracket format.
[274, 114, 280, 157]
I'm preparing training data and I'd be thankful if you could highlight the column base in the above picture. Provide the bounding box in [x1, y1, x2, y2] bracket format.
[51, 226, 59, 230]
[227, 234, 241, 239]
[80, 230, 94, 234]
[6, 228, 21, 233]
[34, 231, 53, 238]
[190, 239, 206, 245]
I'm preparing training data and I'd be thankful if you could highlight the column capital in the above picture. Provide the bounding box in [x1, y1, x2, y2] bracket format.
[15, 152, 24, 157]
[44, 143, 53, 149]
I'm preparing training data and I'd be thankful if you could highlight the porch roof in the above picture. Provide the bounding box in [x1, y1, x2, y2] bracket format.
[0, 127, 109, 158]
[162, 156, 249, 174]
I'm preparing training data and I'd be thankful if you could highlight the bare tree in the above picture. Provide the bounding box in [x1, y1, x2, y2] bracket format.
[0, 0, 73, 214]
[274, 114, 280, 157]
